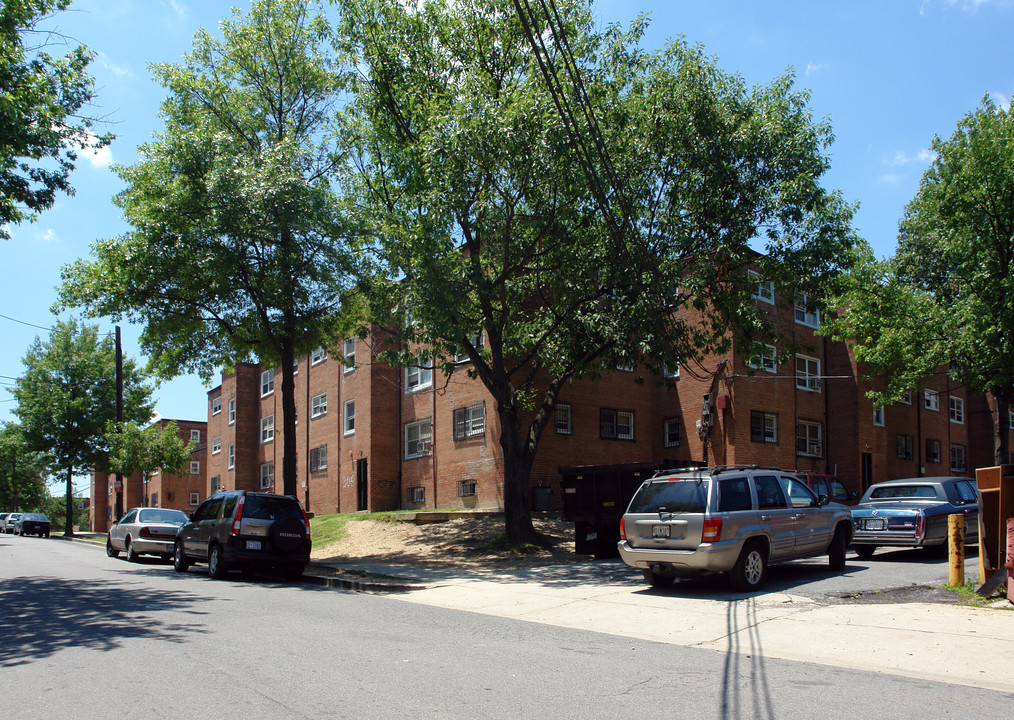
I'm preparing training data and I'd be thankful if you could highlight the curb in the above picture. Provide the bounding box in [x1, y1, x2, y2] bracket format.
[300, 571, 430, 593]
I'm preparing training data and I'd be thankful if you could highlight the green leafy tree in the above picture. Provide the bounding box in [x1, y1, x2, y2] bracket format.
[825, 97, 1014, 466]
[12, 318, 153, 536]
[59, 0, 364, 497]
[0, 0, 111, 240]
[107, 420, 194, 506]
[339, 0, 856, 543]
[0, 422, 47, 512]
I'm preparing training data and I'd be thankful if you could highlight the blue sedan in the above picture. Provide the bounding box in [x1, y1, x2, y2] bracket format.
[851, 476, 978, 558]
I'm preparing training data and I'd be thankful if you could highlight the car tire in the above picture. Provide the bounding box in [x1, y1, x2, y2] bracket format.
[729, 541, 767, 592]
[269, 517, 306, 554]
[106, 537, 120, 558]
[173, 541, 190, 573]
[854, 544, 876, 559]
[125, 537, 139, 563]
[641, 569, 675, 588]
[208, 543, 228, 580]
[828, 525, 848, 571]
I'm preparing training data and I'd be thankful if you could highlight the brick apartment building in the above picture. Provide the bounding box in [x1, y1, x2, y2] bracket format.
[198, 281, 1009, 519]
[90, 418, 207, 533]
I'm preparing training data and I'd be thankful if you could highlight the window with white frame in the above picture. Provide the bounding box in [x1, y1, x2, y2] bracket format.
[748, 269, 774, 304]
[950, 444, 967, 472]
[747, 345, 777, 373]
[405, 419, 432, 459]
[453, 403, 485, 440]
[311, 392, 327, 418]
[924, 389, 940, 411]
[259, 462, 274, 490]
[795, 355, 821, 392]
[794, 293, 820, 328]
[227, 444, 235, 469]
[261, 414, 274, 443]
[896, 434, 914, 460]
[211, 397, 222, 415]
[190, 492, 200, 506]
[458, 479, 477, 497]
[344, 399, 355, 435]
[555, 404, 572, 435]
[191, 429, 201, 443]
[663, 360, 679, 379]
[343, 338, 356, 373]
[190, 461, 200, 475]
[600, 408, 634, 440]
[212, 437, 221, 455]
[309, 445, 327, 472]
[210, 476, 220, 493]
[949, 396, 964, 424]
[796, 421, 822, 457]
[454, 332, 483, 363]
[899, 391, 912, 405]
[260, 369, 274, 396]
[664, 418, 681, 448]
[926, 438, 942, 463]
[228, 398, 236, 425]
[873, 406, 885, 426]
[311, 346, 327, 365]
[405, 355, 432, 392]
[751, 410, 777, 443]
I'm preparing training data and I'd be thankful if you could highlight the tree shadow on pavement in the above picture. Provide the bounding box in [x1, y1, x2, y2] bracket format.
[0, 575, 213, 668]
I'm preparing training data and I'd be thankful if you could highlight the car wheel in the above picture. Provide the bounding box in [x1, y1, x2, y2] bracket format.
[828, 525, 848, 571]
[641, 569, 675, 588]
[173, 541, 190, 573]
[125, 537, 139, 563]
[729, 541, 767, 592]
[106, 537, 120, 558]
[854, 544, 876, 559]
[208, 544, 228, 580]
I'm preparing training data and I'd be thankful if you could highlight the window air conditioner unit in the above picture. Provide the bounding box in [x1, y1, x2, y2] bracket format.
[418, 441, 431, 454]
[703, 393, 714, 407]
[411, 487, 425, 503]
[808, 443, 822, 456]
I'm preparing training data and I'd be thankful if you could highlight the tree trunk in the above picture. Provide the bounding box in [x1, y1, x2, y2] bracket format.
[280, 340, 298, 498]
[497, 403, 538, 546]
[992, 386, 1011, 467]
[64, 464, 74, 537]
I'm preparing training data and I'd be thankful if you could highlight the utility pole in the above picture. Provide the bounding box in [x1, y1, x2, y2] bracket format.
[114, 326, 124, 521]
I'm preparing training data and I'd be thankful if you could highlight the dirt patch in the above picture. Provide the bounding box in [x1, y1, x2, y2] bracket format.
[310, 513, 589, 571]
[826, 585, 963, 605]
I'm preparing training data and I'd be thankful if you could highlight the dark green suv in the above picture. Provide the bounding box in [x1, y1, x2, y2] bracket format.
[173, 491, 311, 580]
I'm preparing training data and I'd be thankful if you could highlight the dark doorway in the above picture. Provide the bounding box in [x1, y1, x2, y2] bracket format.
[356, 458, 368, 512]
[861, 452, 873, 491]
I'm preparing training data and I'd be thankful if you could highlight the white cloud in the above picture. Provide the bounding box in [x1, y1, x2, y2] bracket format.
[885, 149, 935, 167]
[167, 0, 188, 19]
[82, 134, 114, 168]
[98, 53, 133, 80]
[35, 228, 58, 244]
[989, 91, 1012, 109]
[880, 173, 900, 184]
[804, 63, 825, 77]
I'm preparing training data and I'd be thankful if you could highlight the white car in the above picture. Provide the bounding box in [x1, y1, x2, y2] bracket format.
[4, 513, 22, 534]
[107, 507, 189, 562]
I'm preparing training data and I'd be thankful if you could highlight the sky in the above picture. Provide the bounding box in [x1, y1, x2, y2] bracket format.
[1, 0, 1011, 456]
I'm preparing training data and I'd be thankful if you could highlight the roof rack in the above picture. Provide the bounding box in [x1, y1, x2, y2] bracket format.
[650, 464, 785, 478]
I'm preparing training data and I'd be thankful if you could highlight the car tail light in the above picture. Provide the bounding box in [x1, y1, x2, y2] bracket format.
[232, 495, 246, 536]
[702, 518, 722, 543]
[300, 503, 311, 540]
[619, 517, 626, 541]
[915, 513, 924, 540]
[139, 527, 152, 538]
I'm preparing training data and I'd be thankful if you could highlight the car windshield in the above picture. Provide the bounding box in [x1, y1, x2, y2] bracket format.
[627, 478, 709, 514]
[869, 485, 940, 500]
[138, 509, 188, 524]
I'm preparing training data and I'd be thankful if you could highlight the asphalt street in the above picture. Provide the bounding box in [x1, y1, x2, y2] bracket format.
[1, 534, 1011, 719]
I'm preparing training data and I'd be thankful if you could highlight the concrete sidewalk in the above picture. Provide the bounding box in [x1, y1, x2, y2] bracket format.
[310, 558, 1014, 693]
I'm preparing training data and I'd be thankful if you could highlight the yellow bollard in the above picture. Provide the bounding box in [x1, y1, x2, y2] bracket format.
[948, 513, 965, 587]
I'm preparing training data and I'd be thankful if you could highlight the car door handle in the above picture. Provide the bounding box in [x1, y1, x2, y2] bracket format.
[760, 514, 773, 521]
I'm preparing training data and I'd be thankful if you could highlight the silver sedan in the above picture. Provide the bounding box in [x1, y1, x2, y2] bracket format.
[107, 507, 189, 562]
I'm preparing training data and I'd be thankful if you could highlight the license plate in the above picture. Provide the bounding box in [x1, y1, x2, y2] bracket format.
[864, 519, 886, 531]
[652, 524, 670, 538]
[245, 540, 262, 550]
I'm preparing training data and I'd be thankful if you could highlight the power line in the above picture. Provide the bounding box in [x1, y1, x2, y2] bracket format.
[0, 312, 53, 332]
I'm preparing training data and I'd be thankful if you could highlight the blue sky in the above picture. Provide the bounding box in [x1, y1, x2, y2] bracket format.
[1, 0, 1011, 443]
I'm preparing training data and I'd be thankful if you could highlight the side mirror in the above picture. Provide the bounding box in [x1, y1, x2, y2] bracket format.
[848, 491, 858, 500]
[818, 494, 830, 506]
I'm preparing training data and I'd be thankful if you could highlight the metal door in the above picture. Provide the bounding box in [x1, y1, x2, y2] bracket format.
[356, 458, 368, 512]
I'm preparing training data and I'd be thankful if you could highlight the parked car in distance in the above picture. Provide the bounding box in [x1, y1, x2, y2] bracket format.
[851, 476, 978, 559]
[107, 507, 190, 562]
[617, 465, 854, 591]
[794, 472, 859, 506]
[4, 513, 22, 534]
[0, 513, 9, 533]
[15, 513, 51, 537]
[173, 491, 311, 581]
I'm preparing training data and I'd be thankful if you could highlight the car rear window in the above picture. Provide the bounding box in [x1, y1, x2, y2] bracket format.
[244, 495, 303, 521]
[870, 485, 939, 500]
[627, 478, 708, 514]
[138, 509, 188, 524]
